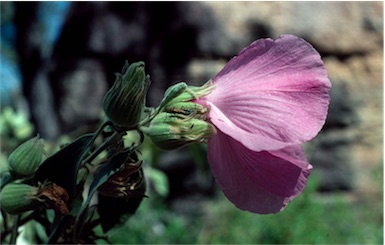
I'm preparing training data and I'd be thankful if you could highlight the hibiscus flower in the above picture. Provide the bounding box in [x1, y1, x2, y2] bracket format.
[194, 34, 331, 213]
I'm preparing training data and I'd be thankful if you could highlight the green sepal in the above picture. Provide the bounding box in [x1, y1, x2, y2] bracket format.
[162, 101, 208, 118]
[158, 82, 188, 110]
[157, 80, 214, 115]
[165, 80, 214, 106]
[141, 117, 216, 151]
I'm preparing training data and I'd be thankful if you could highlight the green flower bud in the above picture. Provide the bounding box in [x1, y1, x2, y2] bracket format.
[0, 183, 43, 214]
[8, 136, 45, 178]
[141, 111, 216, 150]
[103, 61, 151, 128]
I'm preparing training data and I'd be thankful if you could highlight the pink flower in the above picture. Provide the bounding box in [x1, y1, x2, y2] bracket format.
[195, 35, 331, 214]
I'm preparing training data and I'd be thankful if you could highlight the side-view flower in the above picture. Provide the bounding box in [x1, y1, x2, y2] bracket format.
[146, 34, 331, 213]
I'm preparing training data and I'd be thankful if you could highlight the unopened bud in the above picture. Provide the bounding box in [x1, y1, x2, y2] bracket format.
[8, 136, 45, 178]
[0, 183, 43, 214]
[103, 61, 151, 128]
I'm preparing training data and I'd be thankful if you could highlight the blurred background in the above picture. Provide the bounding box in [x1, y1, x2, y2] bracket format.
[0, 2, 383, 244]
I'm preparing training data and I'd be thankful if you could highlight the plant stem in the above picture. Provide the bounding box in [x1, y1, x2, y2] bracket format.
[83, 130, 124, 165]
[1, 209, 9, 234]
[1, 212, 36, 242]
[9, 215, 21, 244]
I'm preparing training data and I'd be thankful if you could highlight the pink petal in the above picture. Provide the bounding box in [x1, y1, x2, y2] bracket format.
[205, 34, 331, 151]
[208, 130, 312, 214]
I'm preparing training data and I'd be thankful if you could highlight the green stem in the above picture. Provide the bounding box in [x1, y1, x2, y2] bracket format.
[1, 212, 36, 241]
[10, 215, 21, 244]
[1, 209, 9, 234]
[80, 120, 121, 166]
[88, 120, 114, 148]
[83, 130, 124, 165]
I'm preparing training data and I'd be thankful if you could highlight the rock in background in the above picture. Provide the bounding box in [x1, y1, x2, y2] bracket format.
[1, 2, 383, 197]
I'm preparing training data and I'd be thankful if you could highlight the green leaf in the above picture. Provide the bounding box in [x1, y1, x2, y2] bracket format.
[34, 134, 95, 199]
